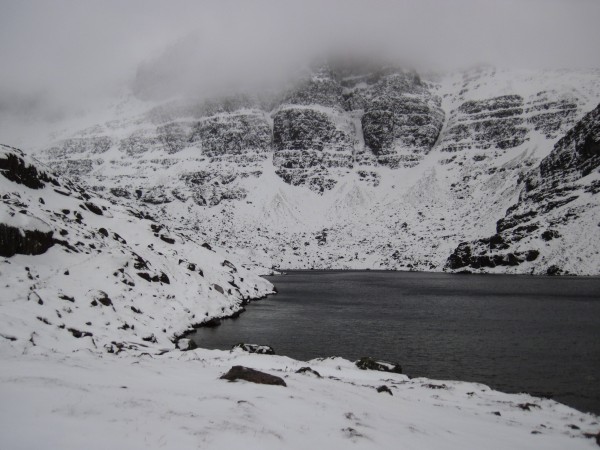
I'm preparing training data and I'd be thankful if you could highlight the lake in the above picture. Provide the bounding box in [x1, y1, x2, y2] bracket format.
[191, 271, 600, 414]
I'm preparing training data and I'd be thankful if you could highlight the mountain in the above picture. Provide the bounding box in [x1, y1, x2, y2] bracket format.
[0, 144, 274, 352]
[35, 64, 600, 275]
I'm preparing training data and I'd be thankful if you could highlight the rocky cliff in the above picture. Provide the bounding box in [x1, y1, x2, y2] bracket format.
[446, 103, 600, 274]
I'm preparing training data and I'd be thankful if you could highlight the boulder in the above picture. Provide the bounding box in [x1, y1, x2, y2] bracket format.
[355, 357, 402, 374]
[176, 338, 198, 351]
[220, 366, 286, 387]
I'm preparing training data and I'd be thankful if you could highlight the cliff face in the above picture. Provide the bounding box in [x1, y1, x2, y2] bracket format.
[446, 104, 600, 274]
[35, 66, 600, 274]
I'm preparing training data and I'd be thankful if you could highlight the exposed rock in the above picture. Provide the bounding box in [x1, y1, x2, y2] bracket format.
[221, 260, 237, 272]
[273, 106, 353, 192]
[376, 385, 393, 395]
[190, 110, 271, 157]
[517, 402, 541, 411]
[201, 317, 221, 327]
[232, 343, 275, 355]
[84, 202, 103, 215]
[47, 159, 96, 178]
[156, 122, 187, 154]
[136, 272, 152, 282]
[46, 136, 112, 158]
[441, 95, 528, 152]
[212, 284, 225, 295]
[0, 148, 57, 189]
[362, 95, 444, 166]
[283, 65, 345, 109]
[356, 70, 444, 167]
[0, 222, 54, 257]
[423, 383, 448, 389]
[160, 235, 175, 244]
[526, 91, 579, 139]
[220, 365, 287, 387]
[355, 357, 402, 374]
[546, 265, 563, 276]
[68, 328, 93, 338]
[142, 334, 157, 343]
[90, 290, 112, 307]
[176, 338, 197, 351]
[273, 108, 339, 152]
[295, 366, 322, 377]
[119, 131, 157, 157]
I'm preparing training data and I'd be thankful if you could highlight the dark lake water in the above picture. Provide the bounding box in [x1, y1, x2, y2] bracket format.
[191, 271, 600, 415]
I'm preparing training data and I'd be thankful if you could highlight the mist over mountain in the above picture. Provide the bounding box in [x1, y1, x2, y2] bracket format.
[2, 0, 600, 147]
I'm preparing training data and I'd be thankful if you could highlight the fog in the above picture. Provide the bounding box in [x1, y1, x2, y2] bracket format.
[1, 0, 599, 145]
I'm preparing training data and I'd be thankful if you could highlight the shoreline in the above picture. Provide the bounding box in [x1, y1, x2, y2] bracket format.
[267, 268, 600, 278]
[195, 270, 600, 416]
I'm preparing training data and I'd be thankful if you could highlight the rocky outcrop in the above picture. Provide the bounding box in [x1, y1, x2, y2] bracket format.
[536, 104, 600, 181]
[232, 343, 275, 354]
[0, 147, 57, 189]
[47, 159, 97, 178]
[526, 91, 579, 139]
[441, 95, 528, 152]
[283, 65, 345, 109]
[446, 241, 539, 271]
[190, 110, 271, 157]
[348, 70, 444, 167]
[46, 137, 112, 159]
[119, 131, 158, 157]
[156, 122, 188, 154]
[355, 357, 402, 374]
[0, 222, 54, 257]
[273, 106, 354, 192]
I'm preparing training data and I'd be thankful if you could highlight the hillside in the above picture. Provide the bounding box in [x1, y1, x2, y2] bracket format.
[0, 144, 274, 353]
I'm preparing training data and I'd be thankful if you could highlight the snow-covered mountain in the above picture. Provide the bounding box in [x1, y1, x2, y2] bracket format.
[0, 144, 274, 353]
[34, 65, 600, 275]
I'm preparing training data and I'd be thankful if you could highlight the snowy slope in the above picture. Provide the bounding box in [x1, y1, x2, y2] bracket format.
[1, 345, 599, 449]
[0, 144, 274, 353]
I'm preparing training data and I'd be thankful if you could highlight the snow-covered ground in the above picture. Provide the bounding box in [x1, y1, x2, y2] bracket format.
[1, 343, 599, 450]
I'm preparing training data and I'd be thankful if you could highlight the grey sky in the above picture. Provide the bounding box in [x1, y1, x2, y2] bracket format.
[0, 0, 599, 143]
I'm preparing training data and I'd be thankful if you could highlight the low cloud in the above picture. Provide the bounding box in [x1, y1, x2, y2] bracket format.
[1, 0, 599, 143]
